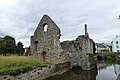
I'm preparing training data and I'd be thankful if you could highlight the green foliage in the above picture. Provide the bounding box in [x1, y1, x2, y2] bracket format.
[105, 60, 116, 64]
[0, 35, 25, 56]
[102, 49, 109, 52]
[0, 56, 48, 75]
[104, 52, 116, 61]
[0, 35, 16, 55]
[16, 41, 24, 56]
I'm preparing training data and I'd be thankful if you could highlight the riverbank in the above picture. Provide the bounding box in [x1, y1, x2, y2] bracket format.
[44, 62, 120, 80]
[0, 61, 70, 80]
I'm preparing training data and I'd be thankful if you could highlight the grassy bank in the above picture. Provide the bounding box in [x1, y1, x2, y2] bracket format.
[0, 56, 48, 76]
[104, 52, 116, 61]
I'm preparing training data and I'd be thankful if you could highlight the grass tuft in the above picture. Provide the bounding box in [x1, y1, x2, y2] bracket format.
[0, 56, 48, 76]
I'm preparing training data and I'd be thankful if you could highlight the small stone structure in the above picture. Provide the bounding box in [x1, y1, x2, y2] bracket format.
[30, 14, 95, 70]
[61, 24, 95, 70]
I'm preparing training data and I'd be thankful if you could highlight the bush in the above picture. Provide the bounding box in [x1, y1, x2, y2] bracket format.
[104, 52, 116, 61]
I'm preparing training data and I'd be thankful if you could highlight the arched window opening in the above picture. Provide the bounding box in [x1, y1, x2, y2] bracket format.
[43, 24, 48, 32]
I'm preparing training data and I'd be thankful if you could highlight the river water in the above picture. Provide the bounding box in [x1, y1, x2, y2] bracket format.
[45, 62, 120, 80]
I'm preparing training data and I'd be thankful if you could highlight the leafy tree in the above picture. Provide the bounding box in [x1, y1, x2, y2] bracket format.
[0, 36, 16, 55]
[0, 38, 5, 55]
[4, 35, 16, 55]
[16, 41, 24, 56]
[0, 35, 16, 55]
[0, 35, 25, 56]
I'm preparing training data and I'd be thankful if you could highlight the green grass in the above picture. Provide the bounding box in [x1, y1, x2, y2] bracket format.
[0, 56, 48, 76]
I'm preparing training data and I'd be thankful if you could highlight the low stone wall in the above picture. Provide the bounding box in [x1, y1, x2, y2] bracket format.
[0, 62, 70, 80]
[52, 62, 70, 72]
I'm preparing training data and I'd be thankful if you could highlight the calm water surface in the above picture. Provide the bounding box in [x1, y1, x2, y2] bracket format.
[45, 63, 120, 80]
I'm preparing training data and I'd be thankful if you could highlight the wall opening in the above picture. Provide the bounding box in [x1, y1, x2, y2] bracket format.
[72, 66, 82, 74]
[34, 41, 38, 51]
[72, 65, 82, 71]
[43, 24, 48, 32]
[42, 51, 47, 61]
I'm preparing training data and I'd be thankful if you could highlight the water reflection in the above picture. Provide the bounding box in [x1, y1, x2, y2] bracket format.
[117, 74, 120, 80]
[97, 62, 116, 80]
[44, 62, 120, 80]
[114, 64, 120, 75]
[45, 66, 97, 80]
[114, 64, 120, 80]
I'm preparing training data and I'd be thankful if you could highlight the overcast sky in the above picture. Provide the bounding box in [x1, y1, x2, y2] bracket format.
[0, 0, 120, 47]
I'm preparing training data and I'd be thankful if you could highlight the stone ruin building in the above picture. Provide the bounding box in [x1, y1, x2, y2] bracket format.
[60, 24, 96, 70]
[30, 14, 96, 70]
[30, 15, 69, 63]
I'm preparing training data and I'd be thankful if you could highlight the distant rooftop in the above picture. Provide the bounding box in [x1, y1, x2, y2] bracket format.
[96, 43, 108, 48]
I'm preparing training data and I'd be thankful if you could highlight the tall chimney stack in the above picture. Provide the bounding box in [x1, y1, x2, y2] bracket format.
[84, 24, 89, 37]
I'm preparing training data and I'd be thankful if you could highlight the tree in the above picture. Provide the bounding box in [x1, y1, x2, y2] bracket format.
[0, 35, 16, 55]
[0, 35, 25, 56]
[0, 36, 16, 55]
[4, 35, 16, 54]
[16, 41, 24, 56]
[0, 38, 5, 55]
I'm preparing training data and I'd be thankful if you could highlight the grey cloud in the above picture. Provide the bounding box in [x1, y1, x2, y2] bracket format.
[0, 0, 120, 47]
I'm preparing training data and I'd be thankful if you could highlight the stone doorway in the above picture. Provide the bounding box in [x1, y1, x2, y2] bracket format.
[34, 41, 38, 51]
[42, 51, 47, 61]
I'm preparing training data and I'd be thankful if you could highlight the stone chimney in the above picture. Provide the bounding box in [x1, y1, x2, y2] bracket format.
[84, 24, 89, 37]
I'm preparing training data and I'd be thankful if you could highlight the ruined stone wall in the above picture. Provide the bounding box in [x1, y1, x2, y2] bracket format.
[60, 41, 82, 68]
[76, 35, 94, 54]
[75, 35, 95, 70]
[30, 14, 95, 70]
[30, 15, 69, 63]
[60, 35, 95, 70]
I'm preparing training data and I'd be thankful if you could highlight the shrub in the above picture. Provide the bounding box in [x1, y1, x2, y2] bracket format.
[104, 52, 116, 61]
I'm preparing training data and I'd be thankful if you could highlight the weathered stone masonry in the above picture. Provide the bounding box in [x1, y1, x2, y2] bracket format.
[60, 25, 95, 70]
[30, 15, 69, 63]
[30, 14, 95, 70]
